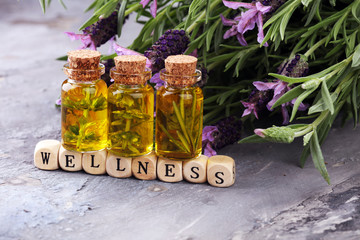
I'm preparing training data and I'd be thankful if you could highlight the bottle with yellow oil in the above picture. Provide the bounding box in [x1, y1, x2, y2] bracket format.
[108, 55, 154, 157]
[61, 50, 108, 152]
[155, 55, 203, 160]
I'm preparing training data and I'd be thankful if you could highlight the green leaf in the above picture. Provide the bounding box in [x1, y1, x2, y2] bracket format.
[305, 0, 320, 26]
[303, 131, 313, 146]
[352, 78, 358, 127]
[301, 0, 313, 7]
[238, 134, 268, 144]
[269, 73, 315, 84]
[84, 0, 101, 12]
[352, 44, 360, 68]
[59, 0, 67, 9]
[352, 1, 360, 23]
[117, 0, 128, 38]
[79, 0, 118, 30]
[310, 130, 330, 184]
[329, 0, 336, 6]
[321, 81, 334, 114]
[272, 85, 304, 109]
[56, 55, 68, 61]
[206, 19, 220, 51]
[290, 88, 315, 122]
[39, 0, 46, 13]
[332, 9, 349, 41]
[308, 92, 338, 114]
[279, 7, 296, 40]
[189, 0, 206, 17]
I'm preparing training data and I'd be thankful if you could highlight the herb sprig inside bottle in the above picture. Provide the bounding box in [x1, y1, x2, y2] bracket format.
[156, 55, 203, 160]
[61, 49, 108, 152]
[108, 55, 154, 157]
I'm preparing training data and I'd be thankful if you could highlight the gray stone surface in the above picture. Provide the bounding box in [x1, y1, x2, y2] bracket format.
[1, 1, 360, 239]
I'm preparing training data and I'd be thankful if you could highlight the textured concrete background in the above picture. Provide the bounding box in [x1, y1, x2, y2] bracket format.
[0, 1, 360, 239]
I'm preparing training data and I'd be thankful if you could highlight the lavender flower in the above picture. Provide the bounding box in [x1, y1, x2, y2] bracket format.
[257, 0, 286, 20]
[202, 117, 242, 156]
[253, 54, 309, 124]
[65, 8, 128, 50]
[140, 0, 158, 18]
[214, 116, 242, 150]
[221, 0, 271, 46]
[55, 98, 61, 108]
[144, 29, 190, 72]
[149, 72, 164, 89]
[202, 126, 219, 157]
[241, 89, 273, 118]
[196, 65, 209, 88]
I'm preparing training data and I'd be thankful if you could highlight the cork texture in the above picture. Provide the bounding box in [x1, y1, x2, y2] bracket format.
[112, 55, 149, 85]
[164, 55, 198, 87]
[67, 50, 101, 70]
[65, 50, 102, 81]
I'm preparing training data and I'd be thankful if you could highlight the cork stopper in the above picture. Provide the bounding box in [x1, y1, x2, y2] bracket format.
[111, 55, 150, 85]
[163, 55, 199, 87]
[64, 50, 103, 81]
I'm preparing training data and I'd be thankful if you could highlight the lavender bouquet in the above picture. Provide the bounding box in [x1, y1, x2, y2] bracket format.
[42, 0, 360, 183]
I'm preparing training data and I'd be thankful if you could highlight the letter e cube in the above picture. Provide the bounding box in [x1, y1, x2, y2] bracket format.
[157, 157, 183, 183]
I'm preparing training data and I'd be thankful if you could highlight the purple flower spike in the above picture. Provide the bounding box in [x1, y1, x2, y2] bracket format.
[252, 54, 310, 124]
[140, 0, 158, 18]
[202, 126, 219, 157]
[221, 1, 271, 46]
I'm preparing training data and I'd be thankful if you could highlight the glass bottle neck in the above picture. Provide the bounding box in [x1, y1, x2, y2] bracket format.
[113, 82, 146, 89]
[68, 78, 100, 84]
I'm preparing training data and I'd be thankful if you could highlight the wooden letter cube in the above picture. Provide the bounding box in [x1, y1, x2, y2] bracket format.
[183, 155, 208, 183]
[106, 152, 132, 178]
[34, 140, 61, 170]
[207, 155, 235, 188]
[82, 150, 107, 175]
[132, 152, 157, 180]
[59, 146, 82, 172]
[157, 157, 183, 183]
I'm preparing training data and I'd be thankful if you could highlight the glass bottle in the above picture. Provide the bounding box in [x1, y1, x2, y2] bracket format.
[108, 55, 154, 157]
[155, 55, 203, 160]
[61, 50, 108, 152]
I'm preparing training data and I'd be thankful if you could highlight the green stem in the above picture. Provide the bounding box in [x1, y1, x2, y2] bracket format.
[172, 101, 192, 145]
[176, 130, 191, 152]
[125, 119, 131, 131]
[294, 111, 329, 138]
[125, 3, 141, 16]
[304, 37, 327, 58]
[159, 124, 188, 152]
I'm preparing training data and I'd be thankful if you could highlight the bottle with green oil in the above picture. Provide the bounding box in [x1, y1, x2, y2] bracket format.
[108, 55, 154, 157]
[156, 55, 203, 160]
[61, 50, 108, 152]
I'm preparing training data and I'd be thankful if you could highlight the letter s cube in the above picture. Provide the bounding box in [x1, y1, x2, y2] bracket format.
[183, 155, 208, 183]
[207, 155, 235, 188]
